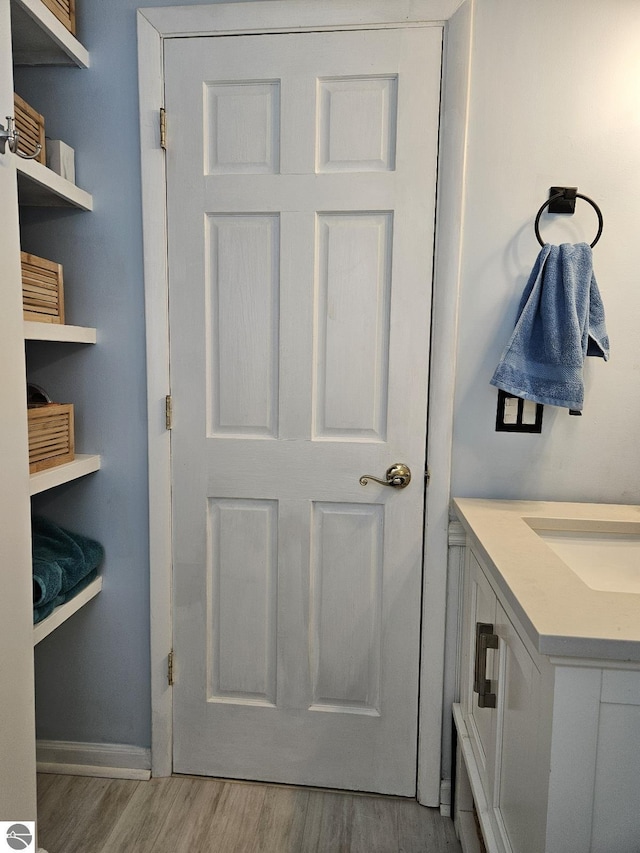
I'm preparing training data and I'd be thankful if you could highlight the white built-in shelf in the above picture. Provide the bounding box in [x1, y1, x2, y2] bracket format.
[17, 158, 92, 209]
[33, 576, 102, 644]
[10, 0, 89, 67]
[30, 453, 101, 496]
[24, 321, 97, 343]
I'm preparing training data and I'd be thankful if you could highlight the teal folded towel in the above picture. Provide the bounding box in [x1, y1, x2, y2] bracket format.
[33, 595, 64, 624]
[61, 567, 99, 604]
[491, 243, 609, 412]
[32, 516, 104, 624]
[33, 558, 63, 609]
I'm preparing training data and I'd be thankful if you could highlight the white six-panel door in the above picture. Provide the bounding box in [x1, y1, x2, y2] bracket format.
[165, 25, 442, 795]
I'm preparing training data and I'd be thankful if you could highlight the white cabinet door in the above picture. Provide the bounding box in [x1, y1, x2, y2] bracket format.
[459, 548, 548, 853]
[462, 549, 499, 800]
[494, 602, 546, 853]
[590, 670, 640, 852]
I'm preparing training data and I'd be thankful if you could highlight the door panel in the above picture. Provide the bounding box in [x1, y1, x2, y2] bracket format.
[315, 212, 392, 439]
[310, 501, 383, 713]
[208, 498, 278, 705]
[206, 214, 280, 437]
[204, 80, 280, 175]
[317, 75, 398, 172]
[165, 26, 442, 794]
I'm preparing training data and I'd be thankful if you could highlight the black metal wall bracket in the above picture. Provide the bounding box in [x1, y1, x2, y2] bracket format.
[548, 186, 577, 214]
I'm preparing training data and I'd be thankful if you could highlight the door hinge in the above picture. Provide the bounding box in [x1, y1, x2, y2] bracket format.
[165, 394, 173, 430]
[425, 466, 431, 486]
[168, 650, 174, 686]
[160, 107, 167, 150]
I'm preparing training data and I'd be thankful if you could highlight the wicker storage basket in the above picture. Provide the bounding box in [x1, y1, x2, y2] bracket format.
[40, 0, 76, 35]
[21, 251, 65, 323]
[14, 93, 46, 165]
[28, 403, 75, 474]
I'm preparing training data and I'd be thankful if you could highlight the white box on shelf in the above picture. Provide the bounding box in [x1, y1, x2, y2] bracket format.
[46, 139, 75, 184]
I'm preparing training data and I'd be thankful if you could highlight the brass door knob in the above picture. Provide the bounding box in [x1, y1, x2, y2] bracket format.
[359, 463, 411, 489]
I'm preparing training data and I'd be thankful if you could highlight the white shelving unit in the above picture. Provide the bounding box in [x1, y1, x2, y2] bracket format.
[10, 0, 88, 67]
[34, 576, 103, 645]
[24, 320, 96, 343]
[17, 156, 93, 208]
[29, 453, 101, 496]
[0, 0, 99, 818]
[11, 2, 102, 638]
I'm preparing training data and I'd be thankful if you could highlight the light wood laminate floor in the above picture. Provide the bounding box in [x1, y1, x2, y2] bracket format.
[37, 773, 461, 853]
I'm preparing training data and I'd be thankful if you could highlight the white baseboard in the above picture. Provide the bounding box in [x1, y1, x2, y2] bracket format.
[36, 740, 151, 781]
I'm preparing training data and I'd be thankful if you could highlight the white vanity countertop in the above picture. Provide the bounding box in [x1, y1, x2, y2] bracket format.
[452, 498, 640, 662]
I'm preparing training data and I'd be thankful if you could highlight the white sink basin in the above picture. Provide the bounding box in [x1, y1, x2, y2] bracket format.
[527, 520, 640, 594]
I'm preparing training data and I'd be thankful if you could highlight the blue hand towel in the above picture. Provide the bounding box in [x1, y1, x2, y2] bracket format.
[490, 243, 609, 412]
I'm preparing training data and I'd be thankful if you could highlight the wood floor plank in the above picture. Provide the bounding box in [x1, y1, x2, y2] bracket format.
[99, 777, 182, 853]
[196, 781, 268, 853]
[36, 774, 77, 850]
[35, 773, 56, 799]
[254, 784, 310, 853]
[46, 777, 138, 853]
[397, 801, 461, 853]
[72, 778, 139, 853]
[301, 790, 354, 852]
[36, 774, 77, 830]
[37, 775, 131, 853]
[349, 794, 399, 853]
[151, 777, 226, 853]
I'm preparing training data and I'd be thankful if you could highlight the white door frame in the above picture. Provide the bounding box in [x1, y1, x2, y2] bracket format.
[137, 0, 472, 807]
